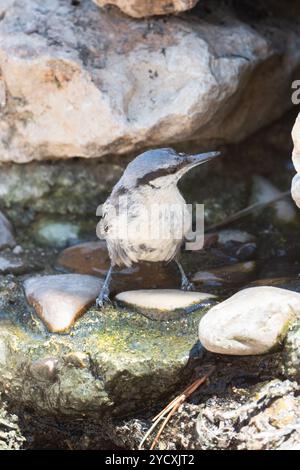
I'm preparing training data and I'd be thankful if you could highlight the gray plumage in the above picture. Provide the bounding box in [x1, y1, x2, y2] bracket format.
[96, 148, 220, 307]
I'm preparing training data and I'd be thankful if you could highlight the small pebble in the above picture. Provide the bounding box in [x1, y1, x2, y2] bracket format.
[218, 229, 254, 245]
[34, 218, 80, 248]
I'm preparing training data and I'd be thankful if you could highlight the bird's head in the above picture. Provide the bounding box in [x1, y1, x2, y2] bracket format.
[116, 148, 221, 191]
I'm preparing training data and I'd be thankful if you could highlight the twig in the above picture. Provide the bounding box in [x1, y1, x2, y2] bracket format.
[206, 190, 291, 232]
[139, 367, 215, 450]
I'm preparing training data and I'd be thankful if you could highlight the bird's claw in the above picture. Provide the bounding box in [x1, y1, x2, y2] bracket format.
[95, 291, 111, 309]
[181, 279, 195, 291]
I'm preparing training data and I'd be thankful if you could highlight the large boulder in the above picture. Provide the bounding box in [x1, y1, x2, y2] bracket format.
[0, 275, 207, 418]
[0, 0, 300, 162]
[92, 0, 199, 18]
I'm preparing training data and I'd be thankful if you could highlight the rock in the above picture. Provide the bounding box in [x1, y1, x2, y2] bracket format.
[29, 357, 59, 382]
[34, 218, 81, 248]
[192, 261, 256, 287]
[282, 319, 300, 379]
[251, 176, 296, 223]
[196, 379, 300, 451]
[0, 402, 25, 450]
[115, 289, 215, 319]
[12, 245, 23, 255]
[92, 0, 198, 18]
[0, 160, 123, 218]
[0, 275, 205, 418]
[198, 287, 300, 355]
[24, 274, 103, 332]
[0, 253, 24, 274]
[56, 241, 180, 292]
[218, 230, 254, 245]
[0, 211, 15, 249]
[0, 1, 300, 162]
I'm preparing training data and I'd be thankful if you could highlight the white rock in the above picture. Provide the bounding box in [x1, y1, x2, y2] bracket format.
[92, 0, 198, 18]
[199, 286, 300, 355]
[0, 1, 300, 162]
[251, 176, 296, 223]
[218, 229, 254, 244]
[0, 211, 16, 249]
[24, 274, 103, 333]
[116, 289, 215, 315]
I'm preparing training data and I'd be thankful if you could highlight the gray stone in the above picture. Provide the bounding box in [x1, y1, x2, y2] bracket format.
[92, 0, 199, 18]
[0, 254, 24, 274]
[0, 1, 300, 162]
[199, 287, 300, 355]
[34, 218, 80, 247]
[218, 229, 254, 245]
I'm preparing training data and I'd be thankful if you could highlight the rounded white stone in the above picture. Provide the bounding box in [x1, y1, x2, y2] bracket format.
[198, 286, 300, 355]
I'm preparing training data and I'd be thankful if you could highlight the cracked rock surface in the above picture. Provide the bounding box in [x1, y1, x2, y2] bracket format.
[1, 0, 300, 162]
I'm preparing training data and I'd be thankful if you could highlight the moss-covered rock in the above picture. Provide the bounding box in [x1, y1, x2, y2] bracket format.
[0, 276, 208, 418]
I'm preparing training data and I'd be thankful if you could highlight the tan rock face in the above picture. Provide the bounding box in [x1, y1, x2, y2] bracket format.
[92, 0, 198, 18]
[0, 1, 300, 162]
[24, 274, 103, 333]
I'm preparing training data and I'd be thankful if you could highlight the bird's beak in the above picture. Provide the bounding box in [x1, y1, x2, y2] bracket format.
[187, 150, 221, 167]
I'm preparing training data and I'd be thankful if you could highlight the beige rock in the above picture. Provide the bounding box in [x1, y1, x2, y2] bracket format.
[0, 211, 15, 249]
[24, 274, 102, 333]
[199, 286, 300, 355]
[116, 289, 215, 319]
[92, 0, 198, 18]
[0, 1, 300, 162]
[251, 176, 296, 223]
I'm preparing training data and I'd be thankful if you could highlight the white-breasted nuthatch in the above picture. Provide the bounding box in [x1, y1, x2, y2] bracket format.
[96, 148, 220, 307]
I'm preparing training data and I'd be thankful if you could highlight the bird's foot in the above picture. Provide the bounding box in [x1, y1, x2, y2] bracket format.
[95, 289, 111, 309]
[181, 278, 195, 291]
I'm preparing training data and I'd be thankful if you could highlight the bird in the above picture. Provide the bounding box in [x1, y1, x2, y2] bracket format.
[96, 147, 220, 308]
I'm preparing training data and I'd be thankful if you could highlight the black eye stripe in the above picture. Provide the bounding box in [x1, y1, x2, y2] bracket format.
[135, 161, 186, 186]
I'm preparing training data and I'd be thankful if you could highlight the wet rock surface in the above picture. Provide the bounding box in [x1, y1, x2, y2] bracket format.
[57, 241, 180, 292]
[0, 274, 208, 419]
[1, 1, 300, 162]
[93, 0, 199, 18]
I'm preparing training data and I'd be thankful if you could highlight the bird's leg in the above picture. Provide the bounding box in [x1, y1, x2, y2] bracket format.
[96, 264, 113, 308]
[174, 259, 195, 291]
